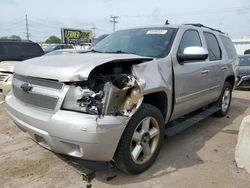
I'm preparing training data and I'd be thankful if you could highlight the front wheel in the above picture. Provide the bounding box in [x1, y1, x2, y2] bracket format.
[214, 82, 232, 117]
[114, 103, 164, 174]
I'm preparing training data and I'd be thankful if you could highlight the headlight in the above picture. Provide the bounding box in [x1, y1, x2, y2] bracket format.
[62, 85, 104, 114]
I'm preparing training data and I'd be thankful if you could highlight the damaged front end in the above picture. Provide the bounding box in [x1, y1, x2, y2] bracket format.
[62, 61, 146, 117]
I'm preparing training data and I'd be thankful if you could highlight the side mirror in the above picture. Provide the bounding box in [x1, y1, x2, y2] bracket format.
[177, 46, 208, 63]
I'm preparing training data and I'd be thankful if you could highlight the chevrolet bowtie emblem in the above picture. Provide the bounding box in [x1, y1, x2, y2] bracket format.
[20, 82, 33, 93]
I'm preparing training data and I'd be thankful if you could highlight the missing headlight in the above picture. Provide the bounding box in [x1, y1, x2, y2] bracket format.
[62, 73, 143, 117]
[62, 86, 104, 115]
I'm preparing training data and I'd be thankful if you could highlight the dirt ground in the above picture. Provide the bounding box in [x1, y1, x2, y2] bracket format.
[0, 90, 250, 188]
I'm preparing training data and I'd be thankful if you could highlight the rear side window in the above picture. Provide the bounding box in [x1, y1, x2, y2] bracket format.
[203, 32, 222, 61]
[219, 36, 237, 59]
[178, 30, 202, 53]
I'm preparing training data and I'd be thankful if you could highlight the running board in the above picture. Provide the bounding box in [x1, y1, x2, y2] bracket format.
[165, 106, 220, 137]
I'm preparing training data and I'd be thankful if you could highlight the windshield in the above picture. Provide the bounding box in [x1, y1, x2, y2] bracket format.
[239, 56, 250, 66]
[92, 27, 176, 58]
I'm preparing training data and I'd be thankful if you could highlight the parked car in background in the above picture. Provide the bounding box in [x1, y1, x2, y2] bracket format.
[45, 49, 87, 56]
[244, 49, 250, 55]
[80, 43, 92, 50]
[0, 40, 44, 97]
[92, 34, 109, 46]
[43, 44, 74, 53]
[6, 24, 237, 174]
[236, 54, 250, 89]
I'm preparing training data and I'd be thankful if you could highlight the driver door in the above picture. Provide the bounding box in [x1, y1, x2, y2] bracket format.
[171, 29, 210, 120]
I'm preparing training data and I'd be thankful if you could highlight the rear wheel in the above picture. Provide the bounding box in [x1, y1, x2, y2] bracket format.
[115, 103, 164, 174]
[214, 82, 232, 117]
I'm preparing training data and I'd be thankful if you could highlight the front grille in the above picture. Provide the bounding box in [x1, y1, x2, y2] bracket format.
[13, 74, 63, 110]
[14, 74, 63, 90]
[0, 72, 10, 81]
[13, 86, 59, 110]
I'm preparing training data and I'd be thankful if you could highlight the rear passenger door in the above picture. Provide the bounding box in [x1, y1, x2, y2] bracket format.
[202, 32, 223, 100]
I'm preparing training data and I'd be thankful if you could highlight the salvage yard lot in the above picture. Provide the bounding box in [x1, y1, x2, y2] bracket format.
[0, 90, 250, 188]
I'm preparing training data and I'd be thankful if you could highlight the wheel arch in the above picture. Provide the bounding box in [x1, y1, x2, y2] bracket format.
[225, 75, 235, 88]
[142, 91, 168, 121]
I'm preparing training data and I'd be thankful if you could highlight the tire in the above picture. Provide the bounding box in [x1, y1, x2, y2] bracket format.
[214, 82, 232, 117]
[114, 103, 164, 174]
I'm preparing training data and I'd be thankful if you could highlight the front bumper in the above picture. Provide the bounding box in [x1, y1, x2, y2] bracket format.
[5, 92, 129, 161]
[236, 75, 250, 89]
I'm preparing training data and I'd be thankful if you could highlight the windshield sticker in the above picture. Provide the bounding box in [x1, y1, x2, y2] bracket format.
[146, 30, 168, 35]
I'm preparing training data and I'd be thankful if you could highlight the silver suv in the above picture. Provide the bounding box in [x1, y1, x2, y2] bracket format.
[5, 24, 237, 174]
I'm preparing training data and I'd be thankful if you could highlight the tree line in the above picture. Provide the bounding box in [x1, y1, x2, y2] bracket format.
[0, 35, 61, 44]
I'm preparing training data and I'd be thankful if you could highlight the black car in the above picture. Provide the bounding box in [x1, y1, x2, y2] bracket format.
[0, 40, 44, 61]
[236, 55, 250, 89]
[244, 49, 250, 55]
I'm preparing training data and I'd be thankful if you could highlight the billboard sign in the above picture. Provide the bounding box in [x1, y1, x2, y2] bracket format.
[61, 28, 92, 44]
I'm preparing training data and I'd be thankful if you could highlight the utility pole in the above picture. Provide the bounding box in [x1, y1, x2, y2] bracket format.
[110, 16, 118, 32]
[91, 24, 96, 40]
[24, 14, 30, 40]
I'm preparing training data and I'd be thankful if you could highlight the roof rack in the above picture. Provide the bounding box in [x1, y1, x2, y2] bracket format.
[184, 23, 224, 34]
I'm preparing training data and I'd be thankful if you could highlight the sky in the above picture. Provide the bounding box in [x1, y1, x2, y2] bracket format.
[0, 0, 250, 42]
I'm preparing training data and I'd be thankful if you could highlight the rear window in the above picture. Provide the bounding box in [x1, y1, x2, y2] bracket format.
[219, 36, 237, 59]
[0, 42, 44, 61]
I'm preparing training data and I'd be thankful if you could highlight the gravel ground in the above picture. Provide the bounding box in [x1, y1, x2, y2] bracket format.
[0, 90, 250, 188]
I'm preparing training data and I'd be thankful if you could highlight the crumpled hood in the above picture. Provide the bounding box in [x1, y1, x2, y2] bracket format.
[14, 53, 152, 82]
[0, 61, 19, 72]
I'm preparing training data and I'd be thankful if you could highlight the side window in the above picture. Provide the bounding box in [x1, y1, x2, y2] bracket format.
[219, 36, 237, 59]
[178, 30, 202, 53]
[203, 32, 222, 61]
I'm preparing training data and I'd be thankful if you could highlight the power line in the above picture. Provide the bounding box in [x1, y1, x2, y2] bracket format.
[24, 14, 31, 40]
[110, 16, 118, 32]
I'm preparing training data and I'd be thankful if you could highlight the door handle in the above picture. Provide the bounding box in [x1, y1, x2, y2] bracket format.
[221, 66, 228, 70]
[201, 70, 209, 75]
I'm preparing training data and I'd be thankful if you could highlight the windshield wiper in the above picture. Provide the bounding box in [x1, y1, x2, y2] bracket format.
[89, 49, 104, 53]
[104, 50, 137, 55]
[89, 49, 138, 55]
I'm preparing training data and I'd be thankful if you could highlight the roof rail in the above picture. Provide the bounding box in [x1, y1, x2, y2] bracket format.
[184, 23, 224, 34]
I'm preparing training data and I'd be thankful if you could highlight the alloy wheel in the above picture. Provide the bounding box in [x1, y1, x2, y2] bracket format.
[221, 88, 231, 112]
[130, 117, 160, 164]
